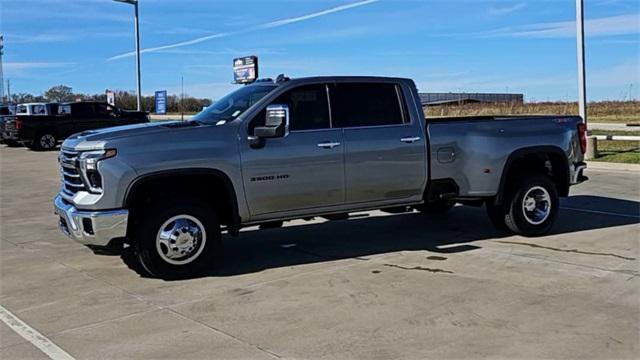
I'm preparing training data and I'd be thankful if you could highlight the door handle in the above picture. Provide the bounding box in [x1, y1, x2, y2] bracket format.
[317, 142, 341, 149]
[400, 136, 421, 143]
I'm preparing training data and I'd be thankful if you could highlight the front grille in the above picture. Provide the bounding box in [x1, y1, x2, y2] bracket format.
[60, 149, 86, 195]
[4, 119, 15, 131]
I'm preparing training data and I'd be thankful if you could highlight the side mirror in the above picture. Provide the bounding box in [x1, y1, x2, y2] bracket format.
[254, 105, 289, 138]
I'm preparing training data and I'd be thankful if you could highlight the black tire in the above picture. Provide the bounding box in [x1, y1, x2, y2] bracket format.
[503, 175, 559, 236]
[33, 132, 57, 151]
[415, 201, 454, 215]
[134, 199, 222, 279]
[485, 200, 508, 230]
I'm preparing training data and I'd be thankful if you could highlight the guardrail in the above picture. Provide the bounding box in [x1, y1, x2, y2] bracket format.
[592, 135, 640, 141]
[585, 135, 639, 160]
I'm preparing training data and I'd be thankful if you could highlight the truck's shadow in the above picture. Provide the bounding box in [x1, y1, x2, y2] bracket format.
[121, 195, 639, 280]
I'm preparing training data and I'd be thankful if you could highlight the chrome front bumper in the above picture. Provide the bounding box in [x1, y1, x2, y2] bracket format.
[53, 195, 129, 247]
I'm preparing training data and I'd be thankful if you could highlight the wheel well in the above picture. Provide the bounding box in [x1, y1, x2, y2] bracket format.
[124, 170, 240, 236]
[496, 148, 569, 204]
[37, 127, 58, 137]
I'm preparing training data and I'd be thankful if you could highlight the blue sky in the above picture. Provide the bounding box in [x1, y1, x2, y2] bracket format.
[2, 0, 639, 101]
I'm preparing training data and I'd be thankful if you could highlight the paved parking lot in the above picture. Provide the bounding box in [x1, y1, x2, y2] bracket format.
[1, 146, 639, 359]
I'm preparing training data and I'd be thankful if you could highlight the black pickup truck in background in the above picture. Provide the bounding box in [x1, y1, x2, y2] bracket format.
[6, 101, 149, 150]
[0, 103, 19, 146]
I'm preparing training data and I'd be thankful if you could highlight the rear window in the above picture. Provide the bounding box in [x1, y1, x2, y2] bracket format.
[330, 83, 407, 128]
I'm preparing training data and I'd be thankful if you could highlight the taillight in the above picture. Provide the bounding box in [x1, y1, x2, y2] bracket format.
[577, 123, 587, 154]
[15, 118, 22, 130]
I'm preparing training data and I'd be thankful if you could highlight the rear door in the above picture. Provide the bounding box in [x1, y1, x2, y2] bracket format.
[330, 82, 426, 204]
[240, 83, 345, 216]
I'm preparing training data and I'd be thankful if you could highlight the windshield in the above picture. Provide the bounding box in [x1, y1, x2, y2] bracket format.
[193, 84, 276, 123]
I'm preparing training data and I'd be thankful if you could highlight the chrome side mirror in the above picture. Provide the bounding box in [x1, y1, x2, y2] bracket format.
[254, 104, 289, 138]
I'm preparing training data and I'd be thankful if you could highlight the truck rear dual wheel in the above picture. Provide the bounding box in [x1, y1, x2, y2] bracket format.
[491, 175, 559, 236]
[134, 199, 222, 279]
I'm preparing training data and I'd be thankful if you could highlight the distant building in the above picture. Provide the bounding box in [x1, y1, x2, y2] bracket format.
[419, 92, 524, 106]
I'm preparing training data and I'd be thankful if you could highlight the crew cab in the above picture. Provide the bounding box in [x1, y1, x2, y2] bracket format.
[16, 102, 59, 116]
[9, 101, 148, 150]
[54, 76, 588, 278]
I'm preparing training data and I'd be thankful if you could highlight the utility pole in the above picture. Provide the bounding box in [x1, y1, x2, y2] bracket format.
[576, 0, 587, 126]
[6, 79, 10, 103]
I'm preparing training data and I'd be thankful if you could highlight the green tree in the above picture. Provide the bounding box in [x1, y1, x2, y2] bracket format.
[44, 85, 75, 102]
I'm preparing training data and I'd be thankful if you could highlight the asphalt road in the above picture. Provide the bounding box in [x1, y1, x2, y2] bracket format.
[1, 146, 639, 359]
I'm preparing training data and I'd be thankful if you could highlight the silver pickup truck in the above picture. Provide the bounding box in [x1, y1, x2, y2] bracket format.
[54, 76, 588, 278]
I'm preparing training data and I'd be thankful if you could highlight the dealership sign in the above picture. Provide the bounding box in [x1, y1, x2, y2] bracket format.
[155, 90, 167, 115]
[233, 56, 258, 84]
[106, 90, 115, 106]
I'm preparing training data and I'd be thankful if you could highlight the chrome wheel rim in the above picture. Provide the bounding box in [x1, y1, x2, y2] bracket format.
[522, 186, 551, 225]
[156, 215, 206, 265]
[40, 134, 55, 149]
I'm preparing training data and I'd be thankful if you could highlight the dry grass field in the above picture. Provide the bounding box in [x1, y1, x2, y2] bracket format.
[424, 100, 640, 124]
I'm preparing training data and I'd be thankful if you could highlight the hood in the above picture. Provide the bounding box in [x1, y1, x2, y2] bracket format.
[62, 120, 206, 150]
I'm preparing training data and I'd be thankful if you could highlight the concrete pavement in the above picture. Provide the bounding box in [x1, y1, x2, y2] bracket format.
[1, 146, 638, 359]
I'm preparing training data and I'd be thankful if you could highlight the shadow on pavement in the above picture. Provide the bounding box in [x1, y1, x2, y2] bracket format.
[121, 195, 639, 280]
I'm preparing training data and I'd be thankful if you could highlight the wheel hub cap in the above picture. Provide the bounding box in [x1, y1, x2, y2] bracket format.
[156, 215, 206, 265]
[521, 186, 551, 225]
[41, 135, 55, 148]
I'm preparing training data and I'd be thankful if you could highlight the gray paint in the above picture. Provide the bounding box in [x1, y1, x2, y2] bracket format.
[56, 76, 585, 237]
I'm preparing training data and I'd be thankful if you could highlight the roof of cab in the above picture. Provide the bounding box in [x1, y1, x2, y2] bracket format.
[250, 75, 414, 86]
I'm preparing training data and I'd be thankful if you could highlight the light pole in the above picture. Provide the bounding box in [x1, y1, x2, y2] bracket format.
[576, 0, 587, 126]
[0, 34, 5, 103]
[113, 0, 142, 111]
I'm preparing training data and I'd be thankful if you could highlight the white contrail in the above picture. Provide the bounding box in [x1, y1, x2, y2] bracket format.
[108, 0, 379, 61]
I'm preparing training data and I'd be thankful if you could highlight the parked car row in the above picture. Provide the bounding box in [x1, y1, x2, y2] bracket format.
[0, 101, 149, 150]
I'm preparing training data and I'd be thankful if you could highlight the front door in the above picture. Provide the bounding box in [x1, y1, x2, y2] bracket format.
[240, 83, 345, 216]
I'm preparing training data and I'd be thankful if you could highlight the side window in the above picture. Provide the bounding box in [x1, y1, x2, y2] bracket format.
[274, 84, 331, 131]
[330, 83, 407, 128]
[32, 105, 47, 115]
[248, 84, 331, 134]
[58, 105, 71, 115]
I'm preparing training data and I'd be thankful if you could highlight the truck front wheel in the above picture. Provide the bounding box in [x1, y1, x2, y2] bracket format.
[134, 199, 222, 279]
[503, 175, 559, 236]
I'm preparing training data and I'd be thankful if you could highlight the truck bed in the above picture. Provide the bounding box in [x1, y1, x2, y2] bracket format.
[425, 114, 583, 198]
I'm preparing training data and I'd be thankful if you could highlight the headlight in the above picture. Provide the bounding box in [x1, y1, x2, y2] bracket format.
[78, 149, 117, 193]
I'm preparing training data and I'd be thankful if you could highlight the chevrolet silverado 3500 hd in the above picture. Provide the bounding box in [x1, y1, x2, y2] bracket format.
[54, 76, 588, 278]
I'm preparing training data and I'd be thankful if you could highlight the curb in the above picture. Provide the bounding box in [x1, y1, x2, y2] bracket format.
[587, 161, 640, 172]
